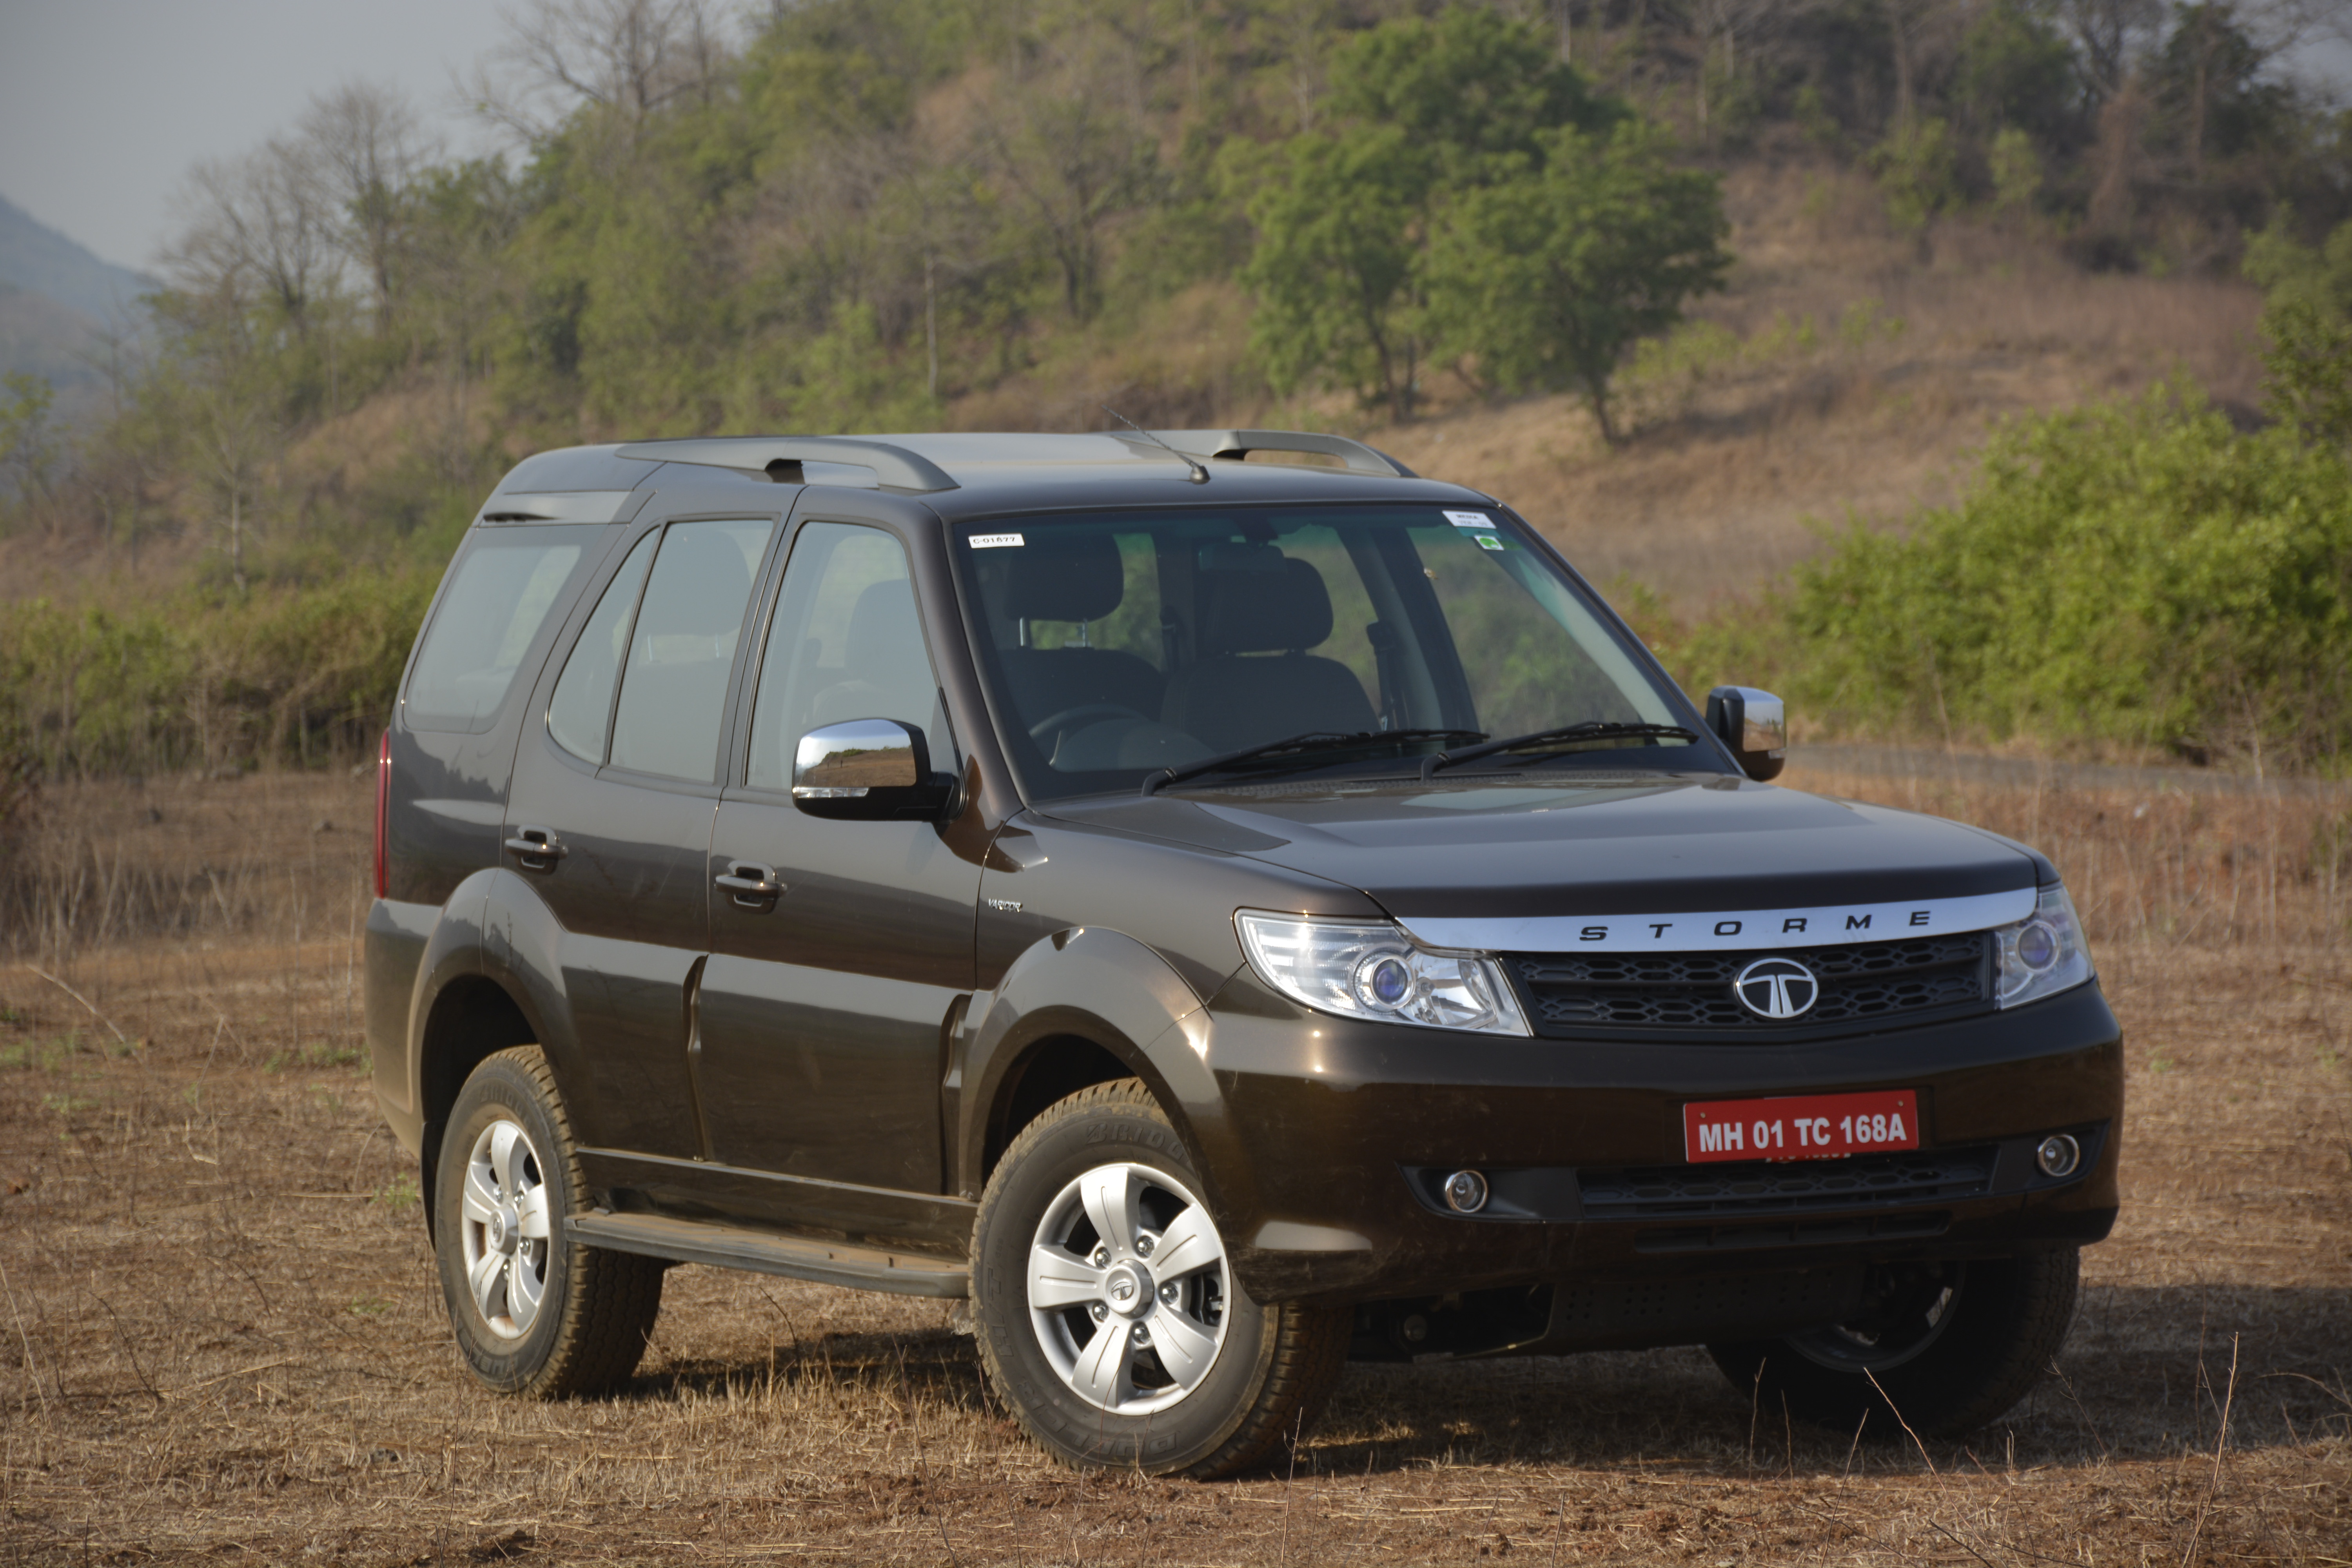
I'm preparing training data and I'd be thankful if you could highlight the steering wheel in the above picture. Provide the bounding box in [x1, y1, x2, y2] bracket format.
[1028, 703, 1151, 757]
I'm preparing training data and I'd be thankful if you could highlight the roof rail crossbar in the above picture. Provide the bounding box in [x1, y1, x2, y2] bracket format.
[1155, 429, 1418, 479]
[612, 437, 959, 493]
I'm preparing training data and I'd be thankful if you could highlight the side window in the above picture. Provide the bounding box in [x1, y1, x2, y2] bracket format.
[746, 522, 944, 791]
[606, 519, 776, 782]
[548, 529, 659, 764]
[405, 536, 586, 731]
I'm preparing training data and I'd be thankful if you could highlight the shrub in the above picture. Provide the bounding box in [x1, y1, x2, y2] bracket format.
[1669, 383, 2352, 771]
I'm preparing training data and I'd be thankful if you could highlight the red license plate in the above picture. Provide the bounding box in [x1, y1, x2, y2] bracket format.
[1683, 1090, 1921, 1163]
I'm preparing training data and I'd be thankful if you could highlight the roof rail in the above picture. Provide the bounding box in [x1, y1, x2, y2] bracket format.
[1155, 429, 1417, 479]
[612, 436, 960, 493]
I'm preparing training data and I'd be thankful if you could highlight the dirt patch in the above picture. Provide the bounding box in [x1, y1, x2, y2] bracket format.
[1, 766, 2346, 1564]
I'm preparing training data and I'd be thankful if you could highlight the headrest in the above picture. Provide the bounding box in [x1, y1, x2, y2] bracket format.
[638, 525, 752, 638]
[1001, 532, 1123, 623]
[846, 579, 926, 671]
[1199, 557, 1334, 654]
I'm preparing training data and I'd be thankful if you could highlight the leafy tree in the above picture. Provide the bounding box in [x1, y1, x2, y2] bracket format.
[1425, 120, 1731, 445]
[1868, 115, 1958, 234]
[0, 373, 63, 528]
[1237, 7, 1618, 423]
[1234, 125, 1433, 422]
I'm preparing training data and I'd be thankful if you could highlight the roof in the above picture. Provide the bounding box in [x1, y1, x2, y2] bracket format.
[483, 432, 1498, 524]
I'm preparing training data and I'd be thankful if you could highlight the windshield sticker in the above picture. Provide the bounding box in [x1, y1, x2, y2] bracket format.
[1472, 534, 1509, 551]
[1442, 510, 1491, 528]
[968, 533, 1025, 549]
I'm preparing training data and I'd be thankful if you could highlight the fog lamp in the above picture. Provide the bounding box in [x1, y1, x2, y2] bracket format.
[1442, 1169, 1490, 1214]
[2034, 1133, 2081, 1179]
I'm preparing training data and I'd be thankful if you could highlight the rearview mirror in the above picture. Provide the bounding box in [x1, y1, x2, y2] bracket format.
[1705, 686, 1787, 782]
[793, 719, 955, 820]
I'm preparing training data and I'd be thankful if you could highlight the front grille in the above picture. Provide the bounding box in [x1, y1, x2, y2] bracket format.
[1510, 933, 1989, 1036]
[1578, 1145, 1998, 1222]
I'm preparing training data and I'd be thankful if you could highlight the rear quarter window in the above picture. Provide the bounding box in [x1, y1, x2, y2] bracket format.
[404, 531, 597, 732]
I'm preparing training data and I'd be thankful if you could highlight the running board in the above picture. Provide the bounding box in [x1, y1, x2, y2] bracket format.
[568, 1211, 969, 1299]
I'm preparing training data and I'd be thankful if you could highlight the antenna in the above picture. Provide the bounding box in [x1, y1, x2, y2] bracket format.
[1101, 405, 1210, 485]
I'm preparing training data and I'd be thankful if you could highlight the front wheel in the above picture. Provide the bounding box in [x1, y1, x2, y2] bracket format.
[971, 1080, 1348, 1477]
[433, 1047, 664, 1397]
[1709, 1249, 2079, 1438]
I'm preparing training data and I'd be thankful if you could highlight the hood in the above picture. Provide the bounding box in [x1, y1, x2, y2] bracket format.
[1041, 773, 2043, 933]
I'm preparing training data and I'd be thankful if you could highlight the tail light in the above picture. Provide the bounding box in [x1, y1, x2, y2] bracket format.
[372, 728, 391, 899]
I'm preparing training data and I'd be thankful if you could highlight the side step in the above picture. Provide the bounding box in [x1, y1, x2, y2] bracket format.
[568, 1211, 969, 1299]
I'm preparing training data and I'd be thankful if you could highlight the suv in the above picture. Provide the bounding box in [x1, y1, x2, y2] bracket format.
[367, 430, 2120, 1477]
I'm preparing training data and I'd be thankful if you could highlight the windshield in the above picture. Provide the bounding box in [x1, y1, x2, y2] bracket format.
[953, 505, 1716, 800]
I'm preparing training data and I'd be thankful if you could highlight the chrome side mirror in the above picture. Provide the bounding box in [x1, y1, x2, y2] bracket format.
[792, 719, 954, 820]
[1705, 686, 1787, 782]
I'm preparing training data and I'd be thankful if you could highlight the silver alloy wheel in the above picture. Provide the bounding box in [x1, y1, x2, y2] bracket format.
[458, 1116, 554, 1340]
[1026, 1161, 1231, 1416]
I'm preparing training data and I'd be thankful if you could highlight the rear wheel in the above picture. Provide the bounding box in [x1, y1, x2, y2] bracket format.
[971, 1080, 1348, 1477]
[433, 1047, 664, 1397]
[1708, 1250, 2079, 1438]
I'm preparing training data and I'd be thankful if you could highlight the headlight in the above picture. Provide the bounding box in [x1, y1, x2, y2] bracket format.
[1234, 912, 1530, 1036]
[1993, 884, 2094, 1009]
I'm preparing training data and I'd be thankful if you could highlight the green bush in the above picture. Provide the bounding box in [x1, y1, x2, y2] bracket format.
[1669, 383, 2352, 771]
[0, 569, 438, 778]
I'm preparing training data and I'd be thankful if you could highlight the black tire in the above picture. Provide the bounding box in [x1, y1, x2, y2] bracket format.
[971, 1080, 1349, 1478]
[433, 1047, 664, 1398]
[1709, 1249, 2079, 1439]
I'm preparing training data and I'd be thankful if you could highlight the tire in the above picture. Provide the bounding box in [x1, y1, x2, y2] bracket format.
[1708, 1249, 2079, 1439]
[432, 1047, 664, 1398]
[971, 1080, 1349, 1478]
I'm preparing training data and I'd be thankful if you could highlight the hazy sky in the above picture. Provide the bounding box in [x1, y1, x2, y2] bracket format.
[1, 0, 2345, 279]
[0, 0, 515, 272]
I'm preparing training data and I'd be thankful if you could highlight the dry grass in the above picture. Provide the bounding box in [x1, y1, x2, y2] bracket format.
[2, 761, 2347, 1564]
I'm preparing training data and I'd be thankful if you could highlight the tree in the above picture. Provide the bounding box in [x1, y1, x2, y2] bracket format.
[298, 81, 436, 330]
[166, 139, 339, 341]
[1426, 119, 1732, 444]
[467, 0, 733, 146]
[2245, 214, 2352, 447]
[1236, 7, 1618, 422]
[0, 373, 64, 529]
[978, 40, 1161, 324]
[1236, 124, 1432, 421]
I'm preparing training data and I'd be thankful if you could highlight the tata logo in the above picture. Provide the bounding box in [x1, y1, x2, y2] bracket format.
[1733, 957, 1820, 1020]
[1109, 1277, 1136, 1303]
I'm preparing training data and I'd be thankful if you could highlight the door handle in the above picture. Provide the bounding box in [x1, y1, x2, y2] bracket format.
[715, 860, 785, 908]
[503, 826, 568, 871]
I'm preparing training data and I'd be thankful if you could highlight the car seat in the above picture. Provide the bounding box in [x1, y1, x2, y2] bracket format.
[1160, 556, 1375, 753]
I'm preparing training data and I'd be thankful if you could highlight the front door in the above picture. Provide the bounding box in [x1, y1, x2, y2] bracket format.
[501, 515, 777, 1159]
[696, 518, 981, 1191]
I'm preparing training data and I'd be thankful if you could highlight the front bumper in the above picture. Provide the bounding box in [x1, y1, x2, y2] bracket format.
[1194, 971, 2122, 1312]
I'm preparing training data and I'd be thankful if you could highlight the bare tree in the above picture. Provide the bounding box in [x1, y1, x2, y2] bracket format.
[298, 81, 436, 329]
[1881, 0, 1969, 130]
[2058, 0, 2166, 107]
[977, 25, 1161, 322]
[465, 0, 734, 145]
[165, 140, 339, 339]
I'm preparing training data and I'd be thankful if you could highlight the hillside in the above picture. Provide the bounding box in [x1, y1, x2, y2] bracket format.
[0, 193, 156, 417]
[0, 194, 153, 323]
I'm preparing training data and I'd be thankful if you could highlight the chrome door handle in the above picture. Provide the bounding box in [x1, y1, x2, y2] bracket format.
[503, 826, 567, 871]
[715, 860, 784, 907]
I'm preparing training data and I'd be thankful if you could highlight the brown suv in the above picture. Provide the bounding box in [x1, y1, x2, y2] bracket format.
[367, 431, 2120, 1477]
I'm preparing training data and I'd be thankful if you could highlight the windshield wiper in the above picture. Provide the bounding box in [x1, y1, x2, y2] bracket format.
[1142, 729, 1485, 797]
[1419, 721, 1700, 780]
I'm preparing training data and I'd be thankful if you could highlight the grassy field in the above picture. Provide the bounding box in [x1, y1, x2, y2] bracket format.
[2, 761, 2347, 1564]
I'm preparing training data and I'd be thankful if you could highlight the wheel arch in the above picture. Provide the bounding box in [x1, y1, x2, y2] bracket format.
[957, 927, 1251, 1227]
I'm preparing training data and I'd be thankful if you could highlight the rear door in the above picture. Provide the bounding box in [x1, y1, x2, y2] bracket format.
[694, 512, 981, 1192]
[499, 514, 779, 1158]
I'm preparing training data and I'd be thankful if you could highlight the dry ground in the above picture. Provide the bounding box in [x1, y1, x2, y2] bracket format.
[2, 764, 2348, 1565]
